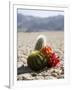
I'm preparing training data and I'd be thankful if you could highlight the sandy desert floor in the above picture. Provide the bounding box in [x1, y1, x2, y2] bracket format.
[17, 31, 64, 80]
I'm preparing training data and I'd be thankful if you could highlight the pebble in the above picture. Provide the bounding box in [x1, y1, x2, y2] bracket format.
[17, 61, 24, 68]
[31, 73, 37, 77]
[35, 76, 44, 80]
[17, 32, 64, 80]
[20, 58, 27, 64]
[51, 72, 58, 77]
[44, 76, 57, 79]
[57, 75, 64, 79]
[18, 73, 34, 80]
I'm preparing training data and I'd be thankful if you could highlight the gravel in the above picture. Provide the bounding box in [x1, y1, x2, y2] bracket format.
[17, 31, 64, 80]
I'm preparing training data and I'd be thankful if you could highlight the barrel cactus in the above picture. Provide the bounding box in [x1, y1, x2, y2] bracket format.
[34, 35, 47, 50]
[27, 50, 47, 71]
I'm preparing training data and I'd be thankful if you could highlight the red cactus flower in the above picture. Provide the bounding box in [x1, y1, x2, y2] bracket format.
[47, 52, 60, 68]
[40, 46, 60, 68]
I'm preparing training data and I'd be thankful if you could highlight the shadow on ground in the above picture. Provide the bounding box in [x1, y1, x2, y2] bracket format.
[17, 64, 50, 75]
[17, 65, 32, 75]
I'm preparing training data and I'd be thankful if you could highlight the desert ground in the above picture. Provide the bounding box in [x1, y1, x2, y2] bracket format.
[17, 31, 64, 80]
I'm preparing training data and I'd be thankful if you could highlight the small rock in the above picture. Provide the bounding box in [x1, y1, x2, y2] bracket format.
[17, 75, 23, 80]
[57, 75, 64, 79]
[40, 70, 51, 76]
[44, 76, 57, 79]
[52, 69, 62, 74]
[20, 58, 27, 64]
[51, 72, 58, 77]
[22, 73, 34, 80]
[17, 61, 24, 68]
[35, 76, 44, 80]
[31, 73, 37, 77]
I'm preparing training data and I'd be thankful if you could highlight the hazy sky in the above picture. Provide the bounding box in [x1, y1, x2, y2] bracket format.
[17, 9, 64, 18]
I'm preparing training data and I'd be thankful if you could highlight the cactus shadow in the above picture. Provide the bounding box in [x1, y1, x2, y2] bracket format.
[17, 65, 32, 75]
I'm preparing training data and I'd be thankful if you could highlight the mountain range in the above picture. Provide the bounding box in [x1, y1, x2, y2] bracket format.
[17, 13, 64, 32]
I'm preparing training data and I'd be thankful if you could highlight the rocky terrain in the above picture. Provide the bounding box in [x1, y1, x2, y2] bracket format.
[17, 31, 64, 80]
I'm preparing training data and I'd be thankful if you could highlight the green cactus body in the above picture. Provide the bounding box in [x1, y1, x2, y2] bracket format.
[27, 51, 47, 71]
[34, 35, 46, 50]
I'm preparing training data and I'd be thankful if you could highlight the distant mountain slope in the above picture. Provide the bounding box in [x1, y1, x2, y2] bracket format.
[17, 13, 64, 32]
